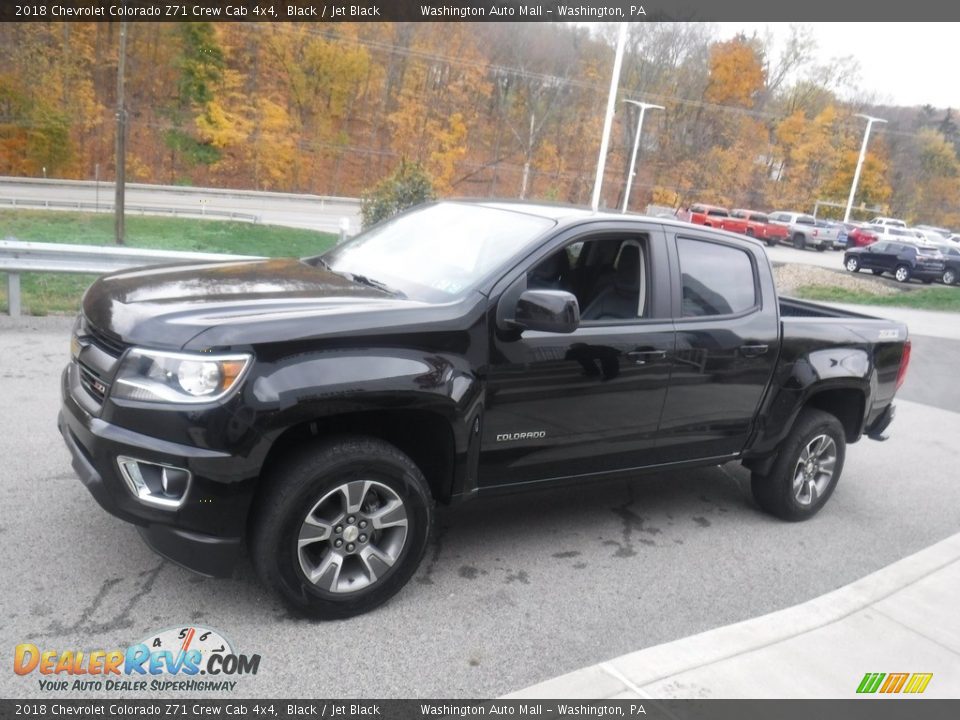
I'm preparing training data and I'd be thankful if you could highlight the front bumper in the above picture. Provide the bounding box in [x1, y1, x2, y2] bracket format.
[58, 366, 246, 577]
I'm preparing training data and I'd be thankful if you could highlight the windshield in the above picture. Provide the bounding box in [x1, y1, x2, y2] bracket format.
[318, 203, 555, 302]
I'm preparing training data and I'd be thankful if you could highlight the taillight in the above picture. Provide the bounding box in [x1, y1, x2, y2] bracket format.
[895, 340, 911, 391]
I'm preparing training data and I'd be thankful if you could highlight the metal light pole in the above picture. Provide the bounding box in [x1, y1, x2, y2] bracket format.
[591, 22, 628, 212]
[115, 21, 128, 245]
[621, 100, 664, 213]
[843, 114, 887, 223]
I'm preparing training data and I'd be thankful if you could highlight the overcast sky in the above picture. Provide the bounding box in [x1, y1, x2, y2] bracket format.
[716, 23, 959, 110]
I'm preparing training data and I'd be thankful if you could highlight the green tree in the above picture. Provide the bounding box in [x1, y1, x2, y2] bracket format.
[360, 161, 436, 228]
[164, 23, 225, 179]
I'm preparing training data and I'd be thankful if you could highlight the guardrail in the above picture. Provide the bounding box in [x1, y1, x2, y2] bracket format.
[0, 176, 362, 208]
[0, 238, 265, 317]
[0, 196, 260, 223]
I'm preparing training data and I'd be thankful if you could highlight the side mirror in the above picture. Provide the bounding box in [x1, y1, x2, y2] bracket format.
[513, 290, 580, 334]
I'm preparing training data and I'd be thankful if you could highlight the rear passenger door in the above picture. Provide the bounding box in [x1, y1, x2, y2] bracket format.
[656, 231, 780, 462]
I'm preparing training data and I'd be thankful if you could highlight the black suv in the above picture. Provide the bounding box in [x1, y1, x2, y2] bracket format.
[935, 243, 960, 285]
[844, 241, 945, 283]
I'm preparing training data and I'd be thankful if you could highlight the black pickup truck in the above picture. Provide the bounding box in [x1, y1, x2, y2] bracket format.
[59, 201, 911, 619]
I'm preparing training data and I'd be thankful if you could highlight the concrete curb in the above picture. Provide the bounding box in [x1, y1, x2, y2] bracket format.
[505, 532, 960, 698]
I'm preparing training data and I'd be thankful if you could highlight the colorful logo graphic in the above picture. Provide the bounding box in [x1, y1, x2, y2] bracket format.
[856, 672, 933, 694]
[13, 626, 260, 693]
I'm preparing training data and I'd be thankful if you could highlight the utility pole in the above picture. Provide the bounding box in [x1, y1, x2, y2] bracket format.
[591, 22, 628, 212]
[621, 100, 664, 213]
[114, 22, 128, 245]
[843, 114, 887, 223]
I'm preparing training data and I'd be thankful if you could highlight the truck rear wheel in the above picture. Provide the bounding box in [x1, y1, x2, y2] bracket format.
[251, 436, 433, 619]
[750, 409, 846, 521]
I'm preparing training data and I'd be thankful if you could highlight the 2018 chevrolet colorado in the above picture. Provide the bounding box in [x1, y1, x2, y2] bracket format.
[59, 201, 911, 619]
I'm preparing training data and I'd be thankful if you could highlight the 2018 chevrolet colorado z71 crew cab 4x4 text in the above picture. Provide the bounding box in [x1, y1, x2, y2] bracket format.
[59, 202, 911, 618]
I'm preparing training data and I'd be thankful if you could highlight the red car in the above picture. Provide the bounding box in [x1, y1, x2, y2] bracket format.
[847, 226, 878, 248]
[730, 209, 790, 246]
[677, 203, 731, 228]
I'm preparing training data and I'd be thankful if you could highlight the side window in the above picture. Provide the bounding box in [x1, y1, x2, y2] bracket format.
[528, 236, 650, 323]
[677, 238, 756, 318]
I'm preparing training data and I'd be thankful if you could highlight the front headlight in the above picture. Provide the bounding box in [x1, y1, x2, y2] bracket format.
[112, 349, 252, 404]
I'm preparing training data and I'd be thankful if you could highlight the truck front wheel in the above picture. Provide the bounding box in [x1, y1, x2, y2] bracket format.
[750, 409, 846, 521]
[251, 436, 433, 619]
[793, 233, 806, 250]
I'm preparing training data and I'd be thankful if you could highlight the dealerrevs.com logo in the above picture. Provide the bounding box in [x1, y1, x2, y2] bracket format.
[14, 626, 261, 693]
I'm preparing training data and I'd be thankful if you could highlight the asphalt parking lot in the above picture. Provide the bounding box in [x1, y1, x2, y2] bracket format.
[1, 317, 959, 699]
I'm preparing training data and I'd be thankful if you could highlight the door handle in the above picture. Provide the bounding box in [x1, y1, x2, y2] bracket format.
[626, 350, 667, 365]
[740, 344, 769, 358]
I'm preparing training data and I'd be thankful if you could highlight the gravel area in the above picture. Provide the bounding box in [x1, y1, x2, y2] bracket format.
[773, 263, 901, 296]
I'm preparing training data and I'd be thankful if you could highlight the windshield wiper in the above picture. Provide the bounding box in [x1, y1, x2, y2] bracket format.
[313, 256, 405, 298]
[345, 273, 406, 298]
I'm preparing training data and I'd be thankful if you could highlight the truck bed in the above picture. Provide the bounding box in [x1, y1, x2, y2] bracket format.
[779, 296, 888, 320]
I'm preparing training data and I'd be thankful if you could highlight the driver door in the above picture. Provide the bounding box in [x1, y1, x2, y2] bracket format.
[479, 223, 675, 488]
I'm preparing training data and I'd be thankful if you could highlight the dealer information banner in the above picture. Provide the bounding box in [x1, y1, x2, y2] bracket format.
[1, 701, 959, 720]
[1, 0, 958, 22]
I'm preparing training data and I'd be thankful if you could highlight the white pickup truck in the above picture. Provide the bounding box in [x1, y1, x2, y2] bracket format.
[768, 211, 828, 251]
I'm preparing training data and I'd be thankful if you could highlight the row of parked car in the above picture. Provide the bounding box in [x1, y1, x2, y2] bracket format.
[675, 205, 959, 282]
[676, 204, 849, 251]
[841, 218, 960, 285]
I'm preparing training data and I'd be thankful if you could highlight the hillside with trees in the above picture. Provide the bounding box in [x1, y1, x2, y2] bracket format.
[1, 21, 957, 226]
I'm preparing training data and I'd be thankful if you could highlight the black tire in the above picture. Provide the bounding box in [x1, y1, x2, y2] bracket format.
[894, 265, 912, 283]
[871, 269, 883, 275]
[944, 268, 957, 285]
[745, 228, 755, 238]
[815, 244, 825, 252]
[793, 233, 806, 250]
[251, 436, 433, 619]
[750, 408, 846, 522]
[845, 256, 860, 272]
[766, 238, 776, 247]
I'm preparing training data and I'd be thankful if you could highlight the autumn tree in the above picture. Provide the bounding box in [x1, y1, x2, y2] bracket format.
[163, 23, 226, 181]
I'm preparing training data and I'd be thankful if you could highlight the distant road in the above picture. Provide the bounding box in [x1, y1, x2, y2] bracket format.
[0, 177, 361, 235]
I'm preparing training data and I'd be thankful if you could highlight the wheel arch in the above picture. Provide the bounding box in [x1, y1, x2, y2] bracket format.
[744, 385, 866, 476]
[257, 409, 458, 507]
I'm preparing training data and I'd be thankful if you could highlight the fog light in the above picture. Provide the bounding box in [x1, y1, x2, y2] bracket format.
[117, 457, 192, 509]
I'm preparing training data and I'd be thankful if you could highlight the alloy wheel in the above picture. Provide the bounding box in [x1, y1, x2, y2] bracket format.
[793, 434, 837, 506]
[297, 479, 408, 594]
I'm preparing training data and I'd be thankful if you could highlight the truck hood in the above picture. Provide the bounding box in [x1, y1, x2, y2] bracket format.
[81, 258, 451, 349]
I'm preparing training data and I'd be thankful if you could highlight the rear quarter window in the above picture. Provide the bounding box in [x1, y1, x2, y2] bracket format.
[677, 238, 757, 318]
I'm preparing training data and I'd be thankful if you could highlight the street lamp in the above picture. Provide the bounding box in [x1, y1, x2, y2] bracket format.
[621, 100, 664, 213]
[591, 22, 628, 212]
[843, 114, 887, 223]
